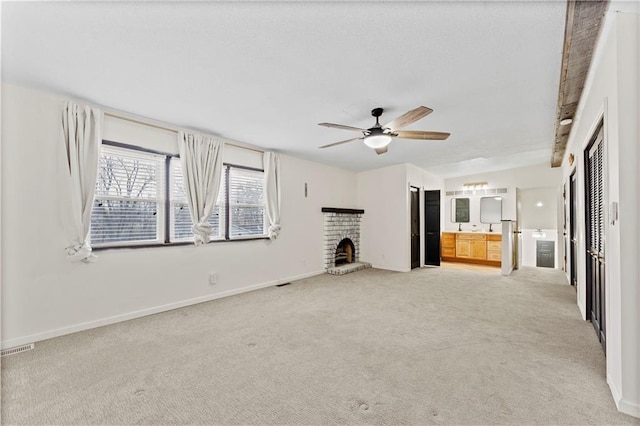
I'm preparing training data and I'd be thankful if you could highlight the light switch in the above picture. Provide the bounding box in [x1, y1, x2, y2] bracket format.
[609, 201, 618, 225]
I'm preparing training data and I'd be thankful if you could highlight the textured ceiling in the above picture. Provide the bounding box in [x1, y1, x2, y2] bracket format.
[1, 1, 566, 177]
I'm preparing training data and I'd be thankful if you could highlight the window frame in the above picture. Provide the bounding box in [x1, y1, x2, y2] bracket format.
[91, 140, 268, 251]
[222, 163, 268, 240]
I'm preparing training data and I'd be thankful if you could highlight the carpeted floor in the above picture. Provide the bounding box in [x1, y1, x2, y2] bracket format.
[2, 265, 638, 425]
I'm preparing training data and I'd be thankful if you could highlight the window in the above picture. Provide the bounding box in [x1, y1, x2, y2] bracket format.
[226, 166, 266, 238]
[90, 142, 266, 248]
[91, 145, 165, 245]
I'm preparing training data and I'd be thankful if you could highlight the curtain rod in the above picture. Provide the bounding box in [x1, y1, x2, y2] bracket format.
[100, 110, 264, 154]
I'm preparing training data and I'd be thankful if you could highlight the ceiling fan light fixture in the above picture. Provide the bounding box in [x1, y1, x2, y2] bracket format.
[363, 134, 392, 149]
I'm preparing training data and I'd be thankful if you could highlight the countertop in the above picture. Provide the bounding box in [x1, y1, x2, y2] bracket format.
[443, 230, 501, 235]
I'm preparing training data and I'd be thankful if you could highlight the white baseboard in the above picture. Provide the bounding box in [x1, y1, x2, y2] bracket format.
[608, 374, 640, 418]
[0, 269, 325, 350]
[372, 264, 410, 272]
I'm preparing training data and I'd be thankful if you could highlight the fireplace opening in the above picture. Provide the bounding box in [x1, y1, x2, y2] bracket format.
[335, 238, 355, 266]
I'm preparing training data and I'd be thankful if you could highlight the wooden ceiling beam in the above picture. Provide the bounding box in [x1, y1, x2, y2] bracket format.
[551, 0, 609, 167]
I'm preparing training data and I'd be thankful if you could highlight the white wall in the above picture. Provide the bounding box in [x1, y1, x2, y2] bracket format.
[357, 164, 409, 272]
[520, 229, 557, 268]
[561, 10, 639, 417]
[444, 164, 562, 268]
[445, 163, 562, 190]
[519, 187, 558, 268]
[444, 164, 562, 231]
[519, 187, 558, 229]
[0, 83, 359, 348]
[357, 163, 444, 272]
[444, 163, 562, 231]
[444, 188, 516, 232]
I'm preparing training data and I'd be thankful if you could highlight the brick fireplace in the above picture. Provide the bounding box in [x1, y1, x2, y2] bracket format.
[322, 207, 371, 275]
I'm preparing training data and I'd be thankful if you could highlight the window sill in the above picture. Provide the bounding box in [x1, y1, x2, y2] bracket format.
[92, 236, 270, 251]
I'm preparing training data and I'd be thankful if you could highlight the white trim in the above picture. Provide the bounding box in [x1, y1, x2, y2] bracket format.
[0, 270, 324, 350]
[609, 373, 623, 405]
[372, 264, 410, 273]
[609, 374, 640, 418]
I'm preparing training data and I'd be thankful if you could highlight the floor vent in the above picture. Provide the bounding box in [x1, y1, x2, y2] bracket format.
[1, 343, 34, 357]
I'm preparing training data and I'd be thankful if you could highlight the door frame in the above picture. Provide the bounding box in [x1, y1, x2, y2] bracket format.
[569, 169, 577, 287]
[583, 120, 606, 352]
[410, 186, 421, 269]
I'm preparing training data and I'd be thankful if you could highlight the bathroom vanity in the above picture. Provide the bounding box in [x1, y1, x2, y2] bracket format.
[441, 232, 502, 267]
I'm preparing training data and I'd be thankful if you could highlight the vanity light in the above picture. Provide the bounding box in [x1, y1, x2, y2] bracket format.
[463, 182, 488, 190]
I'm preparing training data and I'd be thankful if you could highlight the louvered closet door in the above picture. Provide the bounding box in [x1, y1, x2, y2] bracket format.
[585, 123, 606, 352]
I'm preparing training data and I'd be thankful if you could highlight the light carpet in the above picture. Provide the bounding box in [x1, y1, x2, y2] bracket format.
[2, 265, 638, 425]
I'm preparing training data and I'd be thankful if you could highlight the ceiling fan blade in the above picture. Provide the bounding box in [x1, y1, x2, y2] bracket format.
[318, 122, 367, 132]
[394, 130, 450, 140]
[384, 106, 433, 131]
[374, 146, 389, 155]
[319, 137, 363, 149]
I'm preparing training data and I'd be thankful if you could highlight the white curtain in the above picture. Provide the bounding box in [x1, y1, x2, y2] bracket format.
[264, 151, 281, 240]
[59, 101, 103, 263]
[179, 132, 224, 245]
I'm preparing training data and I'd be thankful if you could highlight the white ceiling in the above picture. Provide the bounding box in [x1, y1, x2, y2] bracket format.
[1, 1, 566, 177]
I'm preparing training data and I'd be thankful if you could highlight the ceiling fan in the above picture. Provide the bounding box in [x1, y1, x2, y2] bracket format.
[318, 106, 450, 155]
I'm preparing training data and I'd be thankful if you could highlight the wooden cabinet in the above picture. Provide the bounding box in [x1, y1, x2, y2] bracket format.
[441, 232, 456, 258]
[455, 233, 486, 259]
[442, 232, 501, 266]
[456, 239, 471, 257]
[471, 240, 487, 259]
[487, 234, 502, 261]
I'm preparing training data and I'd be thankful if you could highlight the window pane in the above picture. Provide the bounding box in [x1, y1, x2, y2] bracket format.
[228, 167, 265, 237]
[172, 203, 223, 240]
[229, 168, 264, 205]
[170, 158, 224, 241]
[91, 145, 163, 246]
[230, 206, 265, 237]
[91, 199, 158, 244]
[172, 202, 192, 239]
[96, 146, 162, 199]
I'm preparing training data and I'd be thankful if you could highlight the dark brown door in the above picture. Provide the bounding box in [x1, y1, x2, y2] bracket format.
[410, 187, 420, 269]
[424, 190, 441, 266]
[570, 171, 578, 287]
[585, 122, 605, 351]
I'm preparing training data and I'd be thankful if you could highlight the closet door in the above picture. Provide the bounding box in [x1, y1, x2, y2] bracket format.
[584, 122, 605, 352]
[424, 190, 441, 266]
[569, 171, 577, 287]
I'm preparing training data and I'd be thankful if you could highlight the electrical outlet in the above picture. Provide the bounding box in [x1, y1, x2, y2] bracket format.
[209, 272, 218, 285]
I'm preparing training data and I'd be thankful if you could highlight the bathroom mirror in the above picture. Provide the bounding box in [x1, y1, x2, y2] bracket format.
[450, 198, 470, 223]
[480, 197, 502, 224]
